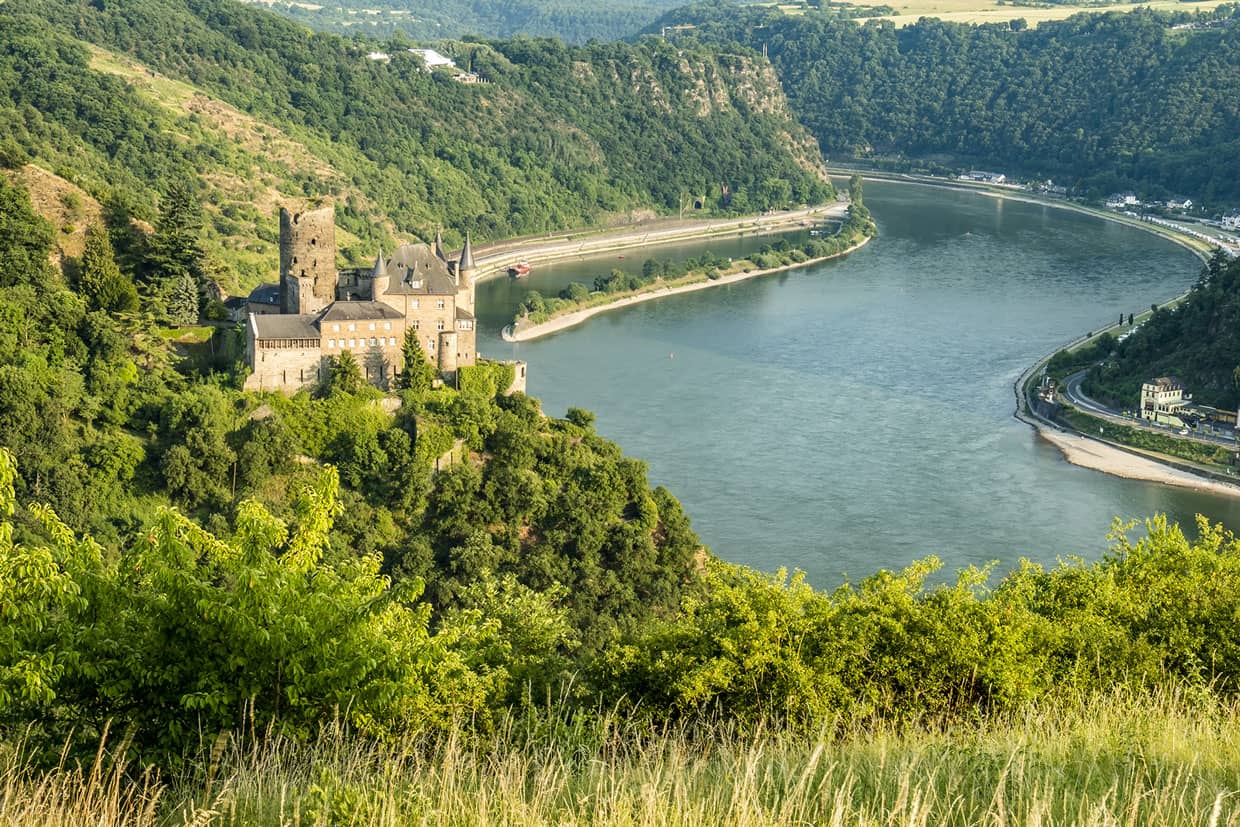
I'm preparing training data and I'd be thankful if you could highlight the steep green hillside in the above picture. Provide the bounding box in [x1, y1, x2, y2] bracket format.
[1084, 252, 1240, 409]
[0, 0, 831, 293]
[658, 4, 1240, 205]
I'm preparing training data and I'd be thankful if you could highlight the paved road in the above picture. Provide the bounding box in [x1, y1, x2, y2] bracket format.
[1061, 370, 1238, 448]
[471, 202, 849, 276]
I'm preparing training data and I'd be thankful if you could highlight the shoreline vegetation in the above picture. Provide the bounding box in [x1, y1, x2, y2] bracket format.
[471, 200, 852, 283]
[503, 178, 876, 342]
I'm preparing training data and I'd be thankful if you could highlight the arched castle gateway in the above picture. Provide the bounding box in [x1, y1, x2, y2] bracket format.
[244, 204, 478, 392]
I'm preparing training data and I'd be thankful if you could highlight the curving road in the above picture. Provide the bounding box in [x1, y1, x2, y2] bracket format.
[1061, 370, 1238, 448]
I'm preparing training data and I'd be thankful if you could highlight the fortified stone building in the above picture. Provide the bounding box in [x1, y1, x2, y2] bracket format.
[244, 204, 478, 392]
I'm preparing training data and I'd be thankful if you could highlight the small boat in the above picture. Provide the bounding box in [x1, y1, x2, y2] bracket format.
[508, 260, 532, 278]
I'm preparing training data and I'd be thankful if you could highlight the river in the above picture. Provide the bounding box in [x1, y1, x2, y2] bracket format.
[476, 180, 1240, 585]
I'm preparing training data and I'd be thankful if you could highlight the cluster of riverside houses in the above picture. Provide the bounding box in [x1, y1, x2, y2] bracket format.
[236, 205, 482, 393]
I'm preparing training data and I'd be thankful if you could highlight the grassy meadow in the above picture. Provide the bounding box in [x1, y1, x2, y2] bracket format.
[3, 688, 1238, 826]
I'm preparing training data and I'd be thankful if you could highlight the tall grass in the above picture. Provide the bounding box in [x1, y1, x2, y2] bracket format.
[4, 688, 1239, 825]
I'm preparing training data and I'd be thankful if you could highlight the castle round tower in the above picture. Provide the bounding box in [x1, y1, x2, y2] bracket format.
[438, 331, 459, 382]
[279, 204, 336, 315]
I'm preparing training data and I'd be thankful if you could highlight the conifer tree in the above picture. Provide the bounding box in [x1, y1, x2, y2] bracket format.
[78, 223, 138, 313]
[145, 180, 205, 286]
[165, 272, 200, 325]
[398, 328, 436, 393]
[327, 350, 364, 396]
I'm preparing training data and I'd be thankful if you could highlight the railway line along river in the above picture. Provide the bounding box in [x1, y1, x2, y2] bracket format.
[476, 180, 1240, 585]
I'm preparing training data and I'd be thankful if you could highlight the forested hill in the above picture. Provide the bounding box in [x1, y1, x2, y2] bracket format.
[1084, 252, 1240, 410]
[0, 0, 831, 289]
[658, 4, 1240, 205]
[239, 0, 683, 45]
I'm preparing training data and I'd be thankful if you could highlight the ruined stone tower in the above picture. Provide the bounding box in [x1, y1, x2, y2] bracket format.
[279, 204, 336, 315]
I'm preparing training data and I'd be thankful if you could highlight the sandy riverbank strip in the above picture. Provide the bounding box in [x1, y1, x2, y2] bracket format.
[504, 235, 873, 343]
[1036, 425, 1240, 498]
[474, 202, 850, 282]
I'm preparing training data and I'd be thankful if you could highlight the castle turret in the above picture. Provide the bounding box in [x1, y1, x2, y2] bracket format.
[279, 204, 336, 315]
[370, 249, 389, 303]
[457, 232, 476, 312]
[434, 228, 448, 264]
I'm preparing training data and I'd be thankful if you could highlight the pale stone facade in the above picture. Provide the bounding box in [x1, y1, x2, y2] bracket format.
[244, 204, 478, 393]
[1139, 376, 1187, 424]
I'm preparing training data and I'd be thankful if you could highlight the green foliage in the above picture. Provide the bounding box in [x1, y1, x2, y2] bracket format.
[1045, 333, 1116, 383]
[597, 515, 1240, 728]
[1059, 408, 1234, 467]
[145, 181, 205, 285]
[257, 0, 685, 45]
[0, 175, 55, 289]
[672, 4, 1240, 205]
[326, 351, 364, 397]
[514, 208, 874, 327]
[397, 328, 435, 394]
[456, 362, 515, 398]
[4, 0, 832, 259]
[1084, 253, 1240, 408]
[0, 452, 496, 759]
[79, 223, 138, 313]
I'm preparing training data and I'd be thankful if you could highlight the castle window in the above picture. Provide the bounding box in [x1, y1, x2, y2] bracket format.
[311, 238, 317, 247]
[412, 320, 420, 330]
[292, 257, 298, 264]
[328, 339, 335, 348]
[332, 324, 340, 333]
[383, 322, 391, 330]
[348, 323, 355, 332]
[411, 300, 419, 309]
[370, 337, 377, 346]
[427, 338, 435, 351]
[388, 337, 397, 346]
[369, 323, 376, 331]
[349, 338, 356, 348]
[436, 300, 446, 310]
[412, 281, 423, 289]
[437, 320, 445, 331]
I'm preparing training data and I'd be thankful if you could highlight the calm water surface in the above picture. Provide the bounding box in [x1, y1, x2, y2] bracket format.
[477, 181, 1240, 585]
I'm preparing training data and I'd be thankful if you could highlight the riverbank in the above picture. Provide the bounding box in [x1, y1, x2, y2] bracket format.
[1036, 425, 1240, 499]
[472, 202, 850, 283]
[831, 167, 1214, 263]
[503, 234, 873, 343]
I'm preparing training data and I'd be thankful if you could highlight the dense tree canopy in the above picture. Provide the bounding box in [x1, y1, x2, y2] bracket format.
[665, 4, 1240, 205]
[0, 0, 832, 296]
[1084, 252, 1240, 409]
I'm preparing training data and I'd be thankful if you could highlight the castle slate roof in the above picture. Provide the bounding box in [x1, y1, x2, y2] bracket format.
[248, 283, 281, 306]
[251, 314, 321, 341]
[455, 306, 475, 321]
[458, 233, 475, 271]
[317, 301, 404, 322]
[384, 243, 458, 296]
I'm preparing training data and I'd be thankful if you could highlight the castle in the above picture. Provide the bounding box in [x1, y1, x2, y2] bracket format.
[244, 204, 478, 393]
